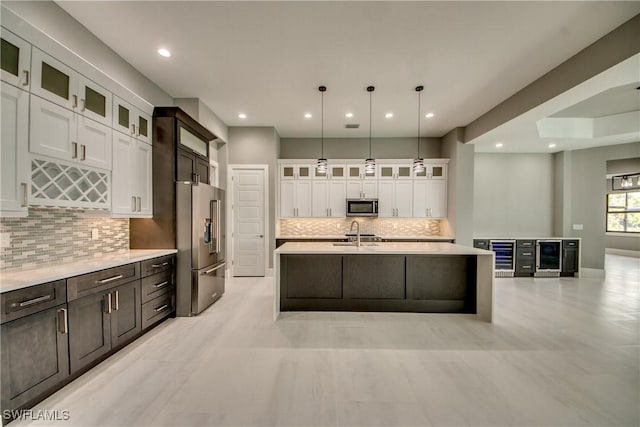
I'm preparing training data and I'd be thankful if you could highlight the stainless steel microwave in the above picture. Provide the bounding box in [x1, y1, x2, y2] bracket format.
[346, 199, 378, 217]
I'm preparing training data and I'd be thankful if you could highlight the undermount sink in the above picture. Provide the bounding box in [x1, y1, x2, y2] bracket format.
[332, 242, 379, 247]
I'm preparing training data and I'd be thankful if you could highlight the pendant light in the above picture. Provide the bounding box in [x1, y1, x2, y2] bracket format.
[364, 86, 376, 175]
[413, 85, 425, 173]
[316, 85, 327, 174]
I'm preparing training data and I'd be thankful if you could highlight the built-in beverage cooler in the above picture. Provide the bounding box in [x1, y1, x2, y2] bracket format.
[535, 239, 562, 277]
[489, 240, 516, 277]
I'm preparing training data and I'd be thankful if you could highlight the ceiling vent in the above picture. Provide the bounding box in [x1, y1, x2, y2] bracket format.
[345, 124, 360, 129]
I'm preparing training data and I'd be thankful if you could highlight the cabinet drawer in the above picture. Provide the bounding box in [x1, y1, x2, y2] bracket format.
[141, 270, 174, 303]
[1, 280, 66, 324]
[142, 293, 174, 330]
[516, 240, 536, 248]
[516, 248, 535, 258]
[68, 263, 140, 301]
[141, 255, 175, 278]
[473, 239, 489, 249]
[516, 263, 535, 271]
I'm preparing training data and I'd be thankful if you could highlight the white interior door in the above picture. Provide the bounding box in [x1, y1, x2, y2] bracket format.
[233, 168, 266, 277]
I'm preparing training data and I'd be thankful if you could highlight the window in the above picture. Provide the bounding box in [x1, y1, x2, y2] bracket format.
[606, 191, 640, 233]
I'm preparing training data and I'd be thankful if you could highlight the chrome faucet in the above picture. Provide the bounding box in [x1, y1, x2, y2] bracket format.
[350, 220, 361, 247]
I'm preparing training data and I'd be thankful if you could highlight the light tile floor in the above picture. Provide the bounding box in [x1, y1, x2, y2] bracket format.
[11, 255, 639, 427]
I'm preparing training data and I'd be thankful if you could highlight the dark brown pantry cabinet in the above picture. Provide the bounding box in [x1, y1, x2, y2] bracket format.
[130, 107, 216, 249]
[1, 280, 69, 413]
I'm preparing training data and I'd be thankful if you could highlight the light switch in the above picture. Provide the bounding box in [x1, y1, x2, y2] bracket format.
[91, 228, 99, 240]
[572, 224, 584, 230]
[0, 233, 10, 248]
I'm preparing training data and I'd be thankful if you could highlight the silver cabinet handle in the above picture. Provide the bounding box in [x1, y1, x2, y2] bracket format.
[522, 252, 532, 256]
[114, 290, 119, 311]
[151, 262, 169, 268]
[136, 124, 140, 136]
[81, 144, 86, 161]
[58, 308, 68, 334]
[153, 281, 169, 288]
[329, 208, 332, 216]
[97, 274, 123, 284]
[105, 293, 112, 314]
[80, 99, 86, 112]
[154, 304, 169, 313]
[130, 124, 136, 135]
[132, 196, 136, 212]
[72, 142, 78, 159]
[14, 294, 52, 308]
[137, 196, 141, 212]
[72, 94, 78, 108]
[21, 182, 28, 207]
[22, 70, 29, 86]
[326, 208, 329, 217]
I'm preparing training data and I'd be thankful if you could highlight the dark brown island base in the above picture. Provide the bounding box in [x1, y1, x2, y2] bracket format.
[274, 242, 495, 322]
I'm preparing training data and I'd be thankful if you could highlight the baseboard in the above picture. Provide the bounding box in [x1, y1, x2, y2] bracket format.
[581, 267, 606, 278]
[605, 248, 640, 258]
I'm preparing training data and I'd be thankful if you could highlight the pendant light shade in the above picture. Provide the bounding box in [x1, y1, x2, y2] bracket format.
[413, 85, 425, 173]
[365, 86, 376, 174]
[317, 85, 327, 174]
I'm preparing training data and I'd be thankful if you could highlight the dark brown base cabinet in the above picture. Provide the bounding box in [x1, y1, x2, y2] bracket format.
[1, 255, 175, 420]
[1, 304, 69, 414]
[68, 280, 141, 374]
[280, 254, 477, 313]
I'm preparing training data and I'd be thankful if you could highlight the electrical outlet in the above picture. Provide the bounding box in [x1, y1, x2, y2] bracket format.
[572, 224, 584, 231]
[0, 233, 10, 248]
[91, 228, 99, 240]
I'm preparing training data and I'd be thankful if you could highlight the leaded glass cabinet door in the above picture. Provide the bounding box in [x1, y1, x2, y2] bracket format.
[0, 28, 31, 89]
[31, 48, 77, 110]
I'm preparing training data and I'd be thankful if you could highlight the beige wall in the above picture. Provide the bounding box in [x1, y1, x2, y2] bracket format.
[229, 127, 280, 268]
[280, 137, 441, 159]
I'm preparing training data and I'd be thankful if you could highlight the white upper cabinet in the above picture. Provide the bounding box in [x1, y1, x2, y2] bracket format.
[378, 163, 412, 180]
[312, 180, 346, 217]
[31, 48, 112, 127]
[112, 131, 152, 217]
[347, 164, 377, 180]
[78, 75, 112, 126]
[378, 180, 412, 218]
[280, 179, 312, 218]
[280, 164, 312, 180]
[113, 96, 151, 145]
[1, 82, 29, 215]
[414, 163, 447, 180]
[30, 95, 112, 170]
[413, 180, 447, 219]
[0, 28, 31, 90]
[31, 48, 78, 110]
[313, 164, 346, 180]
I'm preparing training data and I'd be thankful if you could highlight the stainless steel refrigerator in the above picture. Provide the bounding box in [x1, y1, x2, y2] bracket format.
[176, 182, 225, 316]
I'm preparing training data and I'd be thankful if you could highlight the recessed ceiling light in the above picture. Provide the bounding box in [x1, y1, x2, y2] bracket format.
[385, 112, 393, 119]
[495, 143, 503, 148]
[548, 143, 556, 148]
[345, 112, 353, 118]
[157, 48, 171, 58]
[425, 113, 434, 118]
[238, 113, 247, 119]
[304, 113, 312, 119]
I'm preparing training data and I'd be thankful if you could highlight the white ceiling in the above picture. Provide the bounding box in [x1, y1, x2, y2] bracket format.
[56, 1, 640, 148]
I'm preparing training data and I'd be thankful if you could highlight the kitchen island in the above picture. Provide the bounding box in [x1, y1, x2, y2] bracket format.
[274, 242, 495, 322]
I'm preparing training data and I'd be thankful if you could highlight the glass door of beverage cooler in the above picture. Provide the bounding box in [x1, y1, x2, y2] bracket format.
[489, 240, 516, 277]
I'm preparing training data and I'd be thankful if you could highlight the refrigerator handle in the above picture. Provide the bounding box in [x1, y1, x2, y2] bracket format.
[216, 199, 221, 254]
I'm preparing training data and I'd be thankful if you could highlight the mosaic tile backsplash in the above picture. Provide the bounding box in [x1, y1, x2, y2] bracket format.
[1, 208, 129, 270]
[278, 218, 442, 237]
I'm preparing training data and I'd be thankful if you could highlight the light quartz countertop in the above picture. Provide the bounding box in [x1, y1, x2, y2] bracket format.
[0, 249, 177, 293]
[276, 235, 455, 241]
[275, 241, 490, 255]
